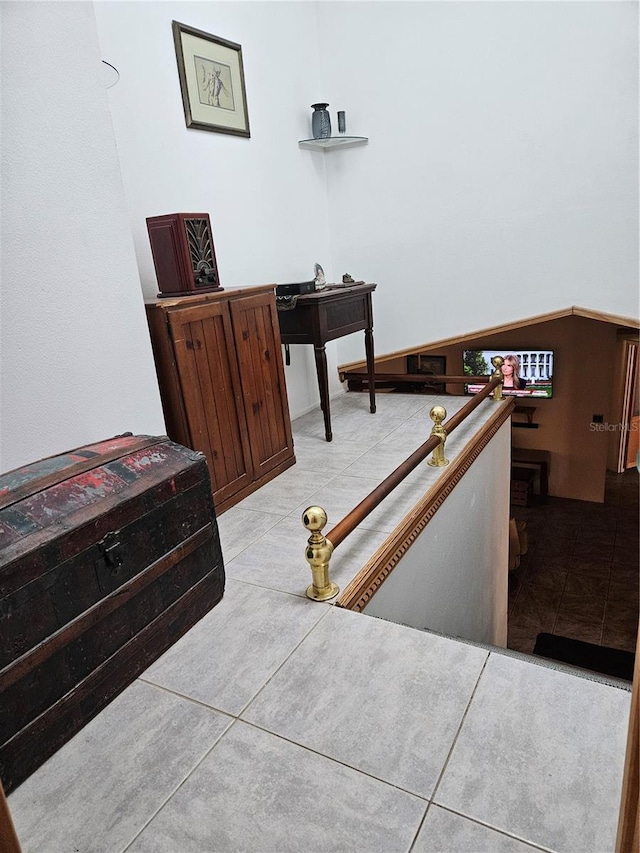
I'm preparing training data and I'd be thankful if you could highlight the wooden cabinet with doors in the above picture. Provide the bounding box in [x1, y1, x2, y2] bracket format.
[146, 285, 295, 513]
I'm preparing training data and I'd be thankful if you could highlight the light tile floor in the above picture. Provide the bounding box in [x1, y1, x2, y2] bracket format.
[9, 393, 633, 853]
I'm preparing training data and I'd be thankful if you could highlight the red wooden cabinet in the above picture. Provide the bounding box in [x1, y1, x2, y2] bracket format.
[146, 286, 295, 513]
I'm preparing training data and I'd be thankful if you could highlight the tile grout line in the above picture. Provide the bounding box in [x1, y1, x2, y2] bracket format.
[221, 574, 313, 601]
[219, 510, 290, 562]
[139, 592, 334, 719]
[234, 604, 334, 719]
[119, 606, 339, 851]
[406, 801, 433, 853]
[123, 602, 373, 852]
[419, 804, 559, 853]
[136, 676, 239, 717]
[119, 716, 243, 853]
[236, 716, 432, 801]
[423, 650, 491, 807]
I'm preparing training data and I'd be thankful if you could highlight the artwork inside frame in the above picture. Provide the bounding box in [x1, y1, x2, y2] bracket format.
[407, 355, 447, 393]
[172, 20, 250, 137]
[406, 355, 446, 376]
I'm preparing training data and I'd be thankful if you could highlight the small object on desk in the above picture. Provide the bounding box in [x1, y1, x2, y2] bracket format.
[276, 295, 300, 311]
[342, 273, 354, 283]
[276, 281, 315, 296]
[324, 282, 365, 290]
[314, 262, 326, 290]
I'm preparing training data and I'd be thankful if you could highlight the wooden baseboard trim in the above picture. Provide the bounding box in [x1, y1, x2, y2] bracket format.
[338, 306, 640, 375]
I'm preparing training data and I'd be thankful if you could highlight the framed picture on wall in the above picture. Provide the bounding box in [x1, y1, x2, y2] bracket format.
[407, 355, 447, 392]
[172, 21, 250, 137]
[407, 355, 446, 376]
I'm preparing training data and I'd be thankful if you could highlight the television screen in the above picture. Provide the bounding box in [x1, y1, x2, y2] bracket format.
[463, 349, 554, 398]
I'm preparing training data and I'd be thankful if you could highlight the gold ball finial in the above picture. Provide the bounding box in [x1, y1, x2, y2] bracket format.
[491, 355, 505, 401]
[430, 405, 447, 425]
[428, 405, 449, 467]
[302, 505, 338, 601]
[302, 505, 327, 533]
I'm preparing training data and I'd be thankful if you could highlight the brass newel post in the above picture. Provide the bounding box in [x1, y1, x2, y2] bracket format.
[491, 355, 504, 401]
[428, 405, 450, 467]
[302, 506, 339, 601]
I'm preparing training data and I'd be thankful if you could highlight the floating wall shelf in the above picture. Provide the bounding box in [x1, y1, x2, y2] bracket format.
[298, 136, 368, 151]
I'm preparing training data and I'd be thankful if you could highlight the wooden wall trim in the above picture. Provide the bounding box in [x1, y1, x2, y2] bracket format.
[144, 283, 277, 309]
[339, 305, 640, 375]
[335, 401, 513, 612]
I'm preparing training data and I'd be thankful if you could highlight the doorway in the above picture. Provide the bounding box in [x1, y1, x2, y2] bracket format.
[613, 336, 639, 473]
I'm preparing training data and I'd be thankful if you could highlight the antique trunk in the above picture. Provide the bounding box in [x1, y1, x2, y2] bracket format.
[0, 434, 225, 794]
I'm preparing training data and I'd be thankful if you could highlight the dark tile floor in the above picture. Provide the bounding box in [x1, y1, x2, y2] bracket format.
[508, 467, 639, 659]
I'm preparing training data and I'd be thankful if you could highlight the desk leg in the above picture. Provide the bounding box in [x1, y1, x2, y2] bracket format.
[365, 327, 376, 414]
[314, 344, 332, 442]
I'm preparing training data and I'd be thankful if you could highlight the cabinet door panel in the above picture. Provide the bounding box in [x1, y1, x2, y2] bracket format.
[168, 303, 253, 506]
[229, 292, 294, 477]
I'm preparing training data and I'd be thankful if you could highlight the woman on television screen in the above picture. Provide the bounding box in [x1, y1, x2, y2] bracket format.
[501, 354, 526, 390]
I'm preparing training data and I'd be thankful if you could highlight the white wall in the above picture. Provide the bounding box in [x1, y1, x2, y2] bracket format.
[362, 422, 511, 647]
[2, 1, 636, 473]
[0, 2, 165, 473]
[93, 0, 340, 418]
[94, 0, 638, 379]
[318, 1, 639, 362]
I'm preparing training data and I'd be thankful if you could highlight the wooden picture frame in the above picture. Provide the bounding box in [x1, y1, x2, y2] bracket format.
[172, 21, 250, 137]
[407, 355, 446, 376]
[407, 355, 446, 393]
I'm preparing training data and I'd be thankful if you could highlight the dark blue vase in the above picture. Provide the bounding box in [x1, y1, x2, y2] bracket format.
[311, 103, 331, 139]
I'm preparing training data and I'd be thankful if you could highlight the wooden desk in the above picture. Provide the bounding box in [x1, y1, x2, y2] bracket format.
[277, 283, 377, 441]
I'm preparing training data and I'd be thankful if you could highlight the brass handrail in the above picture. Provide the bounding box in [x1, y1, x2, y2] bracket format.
[302, 370, 505, 598]
[327, 375, 502, 549]
[342, 373, 486, 384]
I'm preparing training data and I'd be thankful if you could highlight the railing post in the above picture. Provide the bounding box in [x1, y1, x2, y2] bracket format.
[428, 405, 449, 467]
[302, 506, 339, 601]
[491, 355, 504, 401]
